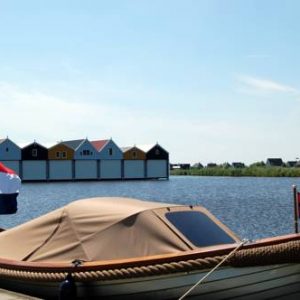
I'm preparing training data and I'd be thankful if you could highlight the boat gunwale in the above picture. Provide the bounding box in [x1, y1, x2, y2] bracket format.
[0, 233, 299, 273]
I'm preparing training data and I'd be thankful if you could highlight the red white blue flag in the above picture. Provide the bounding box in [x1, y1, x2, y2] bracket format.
[0, 162, 21, 214]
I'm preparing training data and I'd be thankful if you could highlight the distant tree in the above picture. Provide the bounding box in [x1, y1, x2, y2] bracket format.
[222, 162, 231, 168]
[250, 161, 266, 167]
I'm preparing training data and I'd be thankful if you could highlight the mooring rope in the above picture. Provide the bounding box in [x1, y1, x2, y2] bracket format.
[178, 239, 248, 300]
[0, 255, 225, 282]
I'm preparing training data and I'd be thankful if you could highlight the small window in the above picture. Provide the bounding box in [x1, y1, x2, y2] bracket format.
[62, 152, 66, 158]
[166, 211, 235, 247]
[5, 147, 9, 152]
[132, 151, 137, 159]
[32, 149, 38, 157]
[155, 149, 160, 155]
[56, 151, 60, 158]
[83, 150, 90, 156]
[108, 148, 113, 156]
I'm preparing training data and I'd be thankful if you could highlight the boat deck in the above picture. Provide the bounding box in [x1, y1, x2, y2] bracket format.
[0, 288, 40, 300]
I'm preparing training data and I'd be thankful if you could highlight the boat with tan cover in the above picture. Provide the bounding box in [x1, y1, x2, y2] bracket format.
[0, 197, 300, 299]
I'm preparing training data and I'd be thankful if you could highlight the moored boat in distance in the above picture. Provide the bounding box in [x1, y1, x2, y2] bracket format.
[0, 197, 299, 299]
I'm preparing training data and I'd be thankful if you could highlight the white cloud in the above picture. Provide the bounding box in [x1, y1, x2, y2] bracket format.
[237, 75, 298, 94]
[0, 82, 181, 146]
[0, 82, 110, 144]
[1, 81, 299, 165]
[0, 81, 247, 162]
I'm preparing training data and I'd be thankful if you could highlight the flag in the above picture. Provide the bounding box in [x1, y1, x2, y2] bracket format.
[0, 162, 21, 214]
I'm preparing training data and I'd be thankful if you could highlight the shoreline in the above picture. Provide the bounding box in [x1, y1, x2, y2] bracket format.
[170, 166, 300, 178]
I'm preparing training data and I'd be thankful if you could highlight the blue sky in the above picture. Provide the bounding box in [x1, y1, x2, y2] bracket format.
[1, 0, 300, 164]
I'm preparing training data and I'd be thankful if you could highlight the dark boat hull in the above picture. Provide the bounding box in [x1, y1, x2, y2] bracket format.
[1, 263, 300, 299]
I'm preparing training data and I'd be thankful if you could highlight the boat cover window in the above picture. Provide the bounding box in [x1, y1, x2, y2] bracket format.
[166, 211, 235, 247]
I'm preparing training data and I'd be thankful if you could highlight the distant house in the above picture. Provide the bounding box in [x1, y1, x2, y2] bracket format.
[266, 158, 284, 167]
[91, 139, 123, 160]
[286, 161, 297, 167]
[22, 141, 48, 160]
[122, 146, 146, 179]
[170, 164, 179, 170]
[137, 144, 169, 178]
[0, 138, 21, 161]
[91, 139, 123, 179]
[21, 141, 48, 180]
[192, 162, 203, 169]
[62, 139, 98, 160]
[62, 139, 98, 179]
[48, 143, 74, 180]
[1, 137, 171, 182]
[48, 143, 74, 160]
[232, 162, 245, 168]
[170, 163, 190, 170]
[207, 163, 217, 168]
[0, 137, 21, 174]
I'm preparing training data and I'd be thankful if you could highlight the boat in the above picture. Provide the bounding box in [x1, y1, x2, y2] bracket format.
[0, 197, 299, 299]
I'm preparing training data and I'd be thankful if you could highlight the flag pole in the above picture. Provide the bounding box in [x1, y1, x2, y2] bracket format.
[293, 185, 299, 234]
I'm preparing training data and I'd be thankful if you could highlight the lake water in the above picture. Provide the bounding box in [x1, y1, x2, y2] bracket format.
[1, 176, 300, 240]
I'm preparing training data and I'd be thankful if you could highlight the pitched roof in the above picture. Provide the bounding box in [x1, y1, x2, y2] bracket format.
[90, 140, 109, 152]
[62, 139, 85, 150]
[136, 143, 169, 154]
[287, 161, 297, 167]
[0, 138, 20, 149]
[192, 163, 203, 168]
[135, 144, 156, 153]
[266, 158, 283, 166]
[48, 142, 73, 151]
[121, 146, 145, 153]
[22, 141, 48, 150]
[121, 146, 133, 152]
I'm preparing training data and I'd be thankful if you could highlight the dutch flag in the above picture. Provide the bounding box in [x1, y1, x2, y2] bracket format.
[0, 162, 21, 214]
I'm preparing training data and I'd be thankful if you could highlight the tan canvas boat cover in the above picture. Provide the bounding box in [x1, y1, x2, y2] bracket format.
[0, 197, 196, 262]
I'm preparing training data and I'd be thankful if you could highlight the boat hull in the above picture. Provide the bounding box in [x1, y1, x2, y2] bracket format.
[1, 263, 300, 299]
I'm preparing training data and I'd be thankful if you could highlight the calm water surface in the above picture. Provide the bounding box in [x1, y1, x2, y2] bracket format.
[1, 176, 300, 240]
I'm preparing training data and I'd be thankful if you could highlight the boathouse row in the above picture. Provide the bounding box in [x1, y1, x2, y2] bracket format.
[0, 138, 169, 181]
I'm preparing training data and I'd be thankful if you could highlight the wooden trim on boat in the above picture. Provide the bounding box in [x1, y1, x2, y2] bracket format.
[0, 233, 299, 273]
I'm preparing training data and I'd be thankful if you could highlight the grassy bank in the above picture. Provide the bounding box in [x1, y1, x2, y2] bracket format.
[170, 166, 300, 177]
